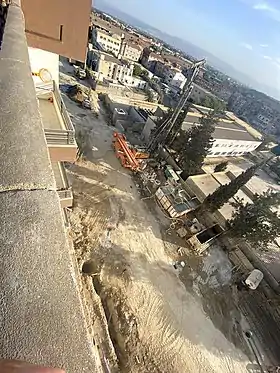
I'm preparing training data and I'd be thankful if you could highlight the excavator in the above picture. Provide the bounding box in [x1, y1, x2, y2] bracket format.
[112, 132, 149, 171]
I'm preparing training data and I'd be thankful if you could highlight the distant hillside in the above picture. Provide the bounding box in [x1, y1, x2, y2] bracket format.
[94, 0, 280, 99]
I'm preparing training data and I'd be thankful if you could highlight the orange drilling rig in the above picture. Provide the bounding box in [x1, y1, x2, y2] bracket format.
[112, 132, 149, 171]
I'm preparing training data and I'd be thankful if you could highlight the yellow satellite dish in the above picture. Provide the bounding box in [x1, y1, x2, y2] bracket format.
[32, 68, 52, 83]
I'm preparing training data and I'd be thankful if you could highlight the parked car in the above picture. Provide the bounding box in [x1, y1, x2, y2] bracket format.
[74, 65, 86, 80]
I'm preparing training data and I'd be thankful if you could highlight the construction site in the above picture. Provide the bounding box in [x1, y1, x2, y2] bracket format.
[59, 57, 280, 373]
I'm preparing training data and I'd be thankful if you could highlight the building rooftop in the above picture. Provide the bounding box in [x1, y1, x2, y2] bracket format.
[192, 83, 220, 98]
[103, 52, 120, 64]
[95, 25, 122, 40]
[125, 41, 143, 51]
[186, 172, 252, 221]
[182, 118, 259, 142]
[161, 53, 193, 68]
[182, 104, 262, 143]
[149, 52, 165, 62]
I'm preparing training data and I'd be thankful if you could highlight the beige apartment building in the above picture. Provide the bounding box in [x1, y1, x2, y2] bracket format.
[88, 49, 134, 82]
[120, 41, 142, 61]
[93, 28, 122, 56]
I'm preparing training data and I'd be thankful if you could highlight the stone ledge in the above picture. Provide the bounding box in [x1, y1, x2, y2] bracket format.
[0, 189, 97, 372]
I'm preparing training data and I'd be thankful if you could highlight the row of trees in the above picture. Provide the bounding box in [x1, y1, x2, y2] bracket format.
[163, 107, 280, 248]
[171, 110, 217, 179]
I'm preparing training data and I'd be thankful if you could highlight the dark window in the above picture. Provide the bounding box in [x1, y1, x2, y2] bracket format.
[59, 25, 63, 42]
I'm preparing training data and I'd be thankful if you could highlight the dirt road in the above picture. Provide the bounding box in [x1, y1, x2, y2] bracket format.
[60, 64, 251, 372]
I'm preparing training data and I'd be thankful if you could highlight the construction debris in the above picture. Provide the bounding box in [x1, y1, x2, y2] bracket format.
[112, 132, 149, 171]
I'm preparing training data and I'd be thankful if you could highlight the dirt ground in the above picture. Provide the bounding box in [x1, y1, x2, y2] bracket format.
[59, 60, 254, 372]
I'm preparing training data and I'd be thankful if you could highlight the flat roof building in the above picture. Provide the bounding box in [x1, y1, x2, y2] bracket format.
[182, 106, 262, 158]
[185, 166, 280, 283]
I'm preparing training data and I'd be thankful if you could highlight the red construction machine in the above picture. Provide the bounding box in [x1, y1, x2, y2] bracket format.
[112, 132, 149, 171]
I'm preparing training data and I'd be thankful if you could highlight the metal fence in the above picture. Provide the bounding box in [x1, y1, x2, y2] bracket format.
[43, 81, 76, 145]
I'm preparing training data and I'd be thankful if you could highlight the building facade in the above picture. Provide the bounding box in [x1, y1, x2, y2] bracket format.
[88, 50, 134, 82]
[92, 28, 122, 56]
[189, 83, 219, 104]
[120, 41, 142, 61]
[22, 0, 91, 62]
[182, 109, 261, 157]
[140, 47, 164, 71]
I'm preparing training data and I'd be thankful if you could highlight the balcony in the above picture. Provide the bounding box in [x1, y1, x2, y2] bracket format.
[36, 81, 77, 161]
[52, 161, 73, 208]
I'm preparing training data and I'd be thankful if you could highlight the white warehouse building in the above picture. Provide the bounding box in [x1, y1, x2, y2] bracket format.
[182, 107, 262, 157]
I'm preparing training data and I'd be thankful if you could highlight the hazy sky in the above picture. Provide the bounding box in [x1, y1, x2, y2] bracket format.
[100, 0, 280, 96]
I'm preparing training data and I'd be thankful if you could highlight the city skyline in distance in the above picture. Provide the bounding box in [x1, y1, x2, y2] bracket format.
[94, 0, 280, 101]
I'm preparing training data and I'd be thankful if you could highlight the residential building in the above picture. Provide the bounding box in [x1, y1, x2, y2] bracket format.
[120, 41, 142, 61]
[153, 61, 186, 91]
[0, 1, 98, 372]
[22, 0, 91, 210]
[92, 28, 122, 56]
[93, 13, 152, 50]
[123, 75, 147, 89]
[161, 53, 193, 71]
[170, 71, 187, 90]
[140, 47, 164, 72]
[189, 83, 220, 104]
[88, 49, 134, 83]
[22, 0, 90, 61]
[228, 90, 280, 136]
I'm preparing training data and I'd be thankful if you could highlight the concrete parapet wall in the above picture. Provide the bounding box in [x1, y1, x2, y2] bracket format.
[0, 2, 97, 371]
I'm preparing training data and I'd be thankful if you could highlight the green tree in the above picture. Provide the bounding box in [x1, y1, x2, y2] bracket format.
[177, 111, 217, 180]
[229, 190, 280, 249]
[201, 163, 260, 213]
[214, 161, 228, 173]
[133, 64, 143, 77]
[200, 96, 226, 113]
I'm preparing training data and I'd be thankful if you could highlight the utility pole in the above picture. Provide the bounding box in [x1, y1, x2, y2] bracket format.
[147, 59, 206, 153]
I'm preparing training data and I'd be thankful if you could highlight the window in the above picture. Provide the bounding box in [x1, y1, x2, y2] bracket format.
[214, 152, 220, 155]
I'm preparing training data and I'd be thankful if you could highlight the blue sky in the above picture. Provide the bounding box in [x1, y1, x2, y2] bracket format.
[100, 0, 280, 97]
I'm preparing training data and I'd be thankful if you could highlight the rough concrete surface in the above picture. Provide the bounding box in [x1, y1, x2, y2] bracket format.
[0, 7, 99, 372]
[0, 190, 97, 372]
